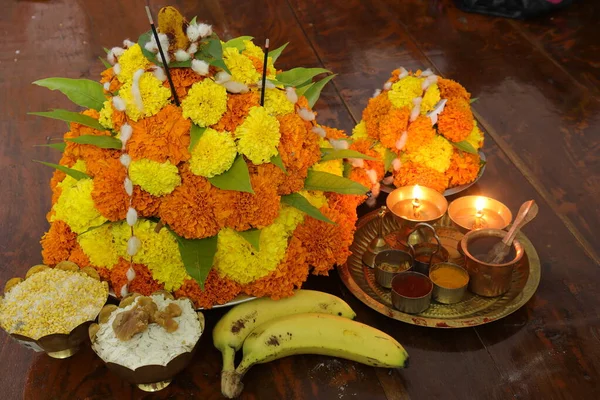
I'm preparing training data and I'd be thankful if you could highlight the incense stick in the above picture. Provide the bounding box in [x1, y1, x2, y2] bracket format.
[260, 38, 270, 106]
[145, 6, 180, 106]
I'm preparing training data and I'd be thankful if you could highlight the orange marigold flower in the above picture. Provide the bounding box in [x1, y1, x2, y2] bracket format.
[41, 220, 77, 266]
[111, 109, 127, 132]
[132, 186, 162, 218]
[100, 67, 121, 93]
[212, 92, 260, 132]
[445, 150, 481, 188]
[349, 138, 385, 181]
[174, 270, 242, 309]
[362, 94, 392, 140]
[68, 243, 112, 281]
[167, 67, 204, 100]
[338, 172, 369, 208]
[379, 108, 410, 150]
[64, 109, 120, 168]
[405, 115, 435, 153]
[393, 161, 449, 193]
[388, 68, 401, 84]
[90, 158, 128, 221]
[324, 126, 347, 140]
[127, 104, 191, 165]
[247, 55, 264, 74]
[110, 258, 165, 298]
[438, 77, 471, 102]
[437, 98, 474, 143]
[243, 236, 309, 299]
[50, 169, 66, 205]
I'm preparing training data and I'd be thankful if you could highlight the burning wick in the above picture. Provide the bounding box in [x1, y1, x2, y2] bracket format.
[473, 196, 486, 229]
[412, 184, 422, 218]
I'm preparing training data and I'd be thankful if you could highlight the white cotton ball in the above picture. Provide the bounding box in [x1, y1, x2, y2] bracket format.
[191, 59, 210, 76]
[158, 33, 170, 52]
[395, 131, 408, 150]
[124, 177, 133, 196]
[197, 23, 212, 38]
[392, 158, 402, 171]
[285, 87, 298, 104]
[127, 236, 142, 256]
[410, 104, 421, 122]
[175, 49, 191, 62]
[427, 99, 447, 126]
[371, 182, 381, 198]
[123, 39, 136, 49]
[413, 97, 423, 106]
[187, 42, 198, 55]
[350, 158, 364, 168]
[372, 89, 381, 98]
[222, 80, 249, 93]
[126, 207, 138, 226]
[120, 153, 131, 168]
[186, 24, 201, 42]
[398, 67, 409, 79]
[215, 71, 231, 84]
[382, 175, 394, 185]
[113, 63, 121, 75]
[108, 47, 124, 65]
[151, 66, 167, 82]
[298, 108, 315, 121]
[126, 267, 136, 282]
[120, 123, 133, 146]
[103, 82, 110, 91]
[312, 126, 326, 138]
[421, 68, 433, 77]
[131, 69, 145, 112]
[144, 40, 158, 53]
[422, 75, 438, 91]
[383, 81, 392, 91]
[366, 169, 378, 185]
[120, 284, 128, 298]
[330, 139, 349, 150]
[112, 96, 126, 111]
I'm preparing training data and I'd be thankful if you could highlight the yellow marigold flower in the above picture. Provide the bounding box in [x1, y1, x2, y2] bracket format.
[299, 190, 327, 209]
[235, 106, 281, 164]
[372, 141, 387, 161]
[407, 135, 453, 173]
[421, 84, 440, 115]
[77, 224, 119, 268]
[113, 220, 187, 291]
[311, 159, 343, 176]
[98, 100, 114, 129]
[116, 44, 150, 83]
[181, 79, 228, 127]
[242, 40, 276, 78]
[351, 120, 369, 140]
[388, 76, 423, 109]
[129, 159, 181, 196]
[120, 72, 171, 121]
[466, 121, 484, 150]
[223, 47, 261, 84]
[213, 205, 304, 284]
[264, 89, 294, 116]
[51, 177, 108, 234]
[189, 128, 237, 177]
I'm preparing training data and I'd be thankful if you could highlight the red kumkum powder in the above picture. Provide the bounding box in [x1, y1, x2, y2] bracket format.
[393, 274, 432, 298]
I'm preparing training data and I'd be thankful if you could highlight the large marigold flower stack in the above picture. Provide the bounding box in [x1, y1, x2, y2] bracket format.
[350, 68, 485, 196]
[35, 7, 373, 308]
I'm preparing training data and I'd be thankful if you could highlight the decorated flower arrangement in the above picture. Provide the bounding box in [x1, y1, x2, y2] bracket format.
[34, 7, 376, 309]
[349, 68, 485, 197]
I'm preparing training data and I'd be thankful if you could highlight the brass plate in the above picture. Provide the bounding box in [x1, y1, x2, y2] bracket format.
[338, 210, 541, 328]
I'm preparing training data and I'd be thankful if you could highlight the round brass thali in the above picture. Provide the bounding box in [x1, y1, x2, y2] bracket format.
[338, 210, 541, 328]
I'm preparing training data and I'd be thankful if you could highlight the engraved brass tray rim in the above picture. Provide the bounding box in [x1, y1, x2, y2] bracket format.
[338, 210, 541, 328]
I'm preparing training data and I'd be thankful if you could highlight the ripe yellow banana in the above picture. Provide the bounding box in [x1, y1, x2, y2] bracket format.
[221, 313, 408, 398]
[213, 290, 356, 385]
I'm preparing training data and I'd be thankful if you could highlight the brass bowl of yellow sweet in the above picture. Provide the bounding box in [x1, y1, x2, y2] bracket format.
[0, 261, 109, 358]
[89, 291, 204, 392]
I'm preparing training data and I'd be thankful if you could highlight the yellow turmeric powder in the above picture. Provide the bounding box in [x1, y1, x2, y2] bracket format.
[430, 266, 468, 289]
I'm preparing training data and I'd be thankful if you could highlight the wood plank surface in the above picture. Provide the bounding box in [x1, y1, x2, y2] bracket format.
[0, 0, 598, 399]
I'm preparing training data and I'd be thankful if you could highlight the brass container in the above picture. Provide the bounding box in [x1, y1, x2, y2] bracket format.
[429, 263, 469, 304]
[374, 249, 414, 289]
[460, 229, 524, 297]
[448, 196, 512, 234]
[391, 272, 433, 314]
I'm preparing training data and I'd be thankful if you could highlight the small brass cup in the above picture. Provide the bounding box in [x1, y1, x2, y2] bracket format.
[429, 263, 469, 304]
[391, 272, 433, 314]
[374, 250, 414, 289]
[460, 229, 524, 297]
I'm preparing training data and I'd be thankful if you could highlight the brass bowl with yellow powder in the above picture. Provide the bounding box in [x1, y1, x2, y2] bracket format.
[0, 261, 109, 358]
[429, 263, 469, 305]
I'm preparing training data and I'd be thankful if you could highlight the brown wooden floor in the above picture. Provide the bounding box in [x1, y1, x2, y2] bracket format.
[1, 0, 599, 399]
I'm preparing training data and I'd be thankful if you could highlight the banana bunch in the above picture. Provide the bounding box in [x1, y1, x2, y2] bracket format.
[213, 289, 409, 398]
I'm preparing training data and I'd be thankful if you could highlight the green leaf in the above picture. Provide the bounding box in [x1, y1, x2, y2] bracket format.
[208, 155, 254, 193]
[295, 82, 313, 97]
[270, 153, 287, 173]
[79, 220, 112, 236]
[281, 193, 334, 224]
[189, 16, 197, 25]
[209, 59, 231, 75]
[66, 135, 122, 149]
[470, 97, 478, 104]
[139, 30, 160, 64]
[103, 47, 110, 54]
[343, 161, 352, 178]
[172, 233, 218, 289]
[384, 148, 396, 172]
[99, 57, 112, 69]
[35, 142, 66, 152]
[237, 229, 261, 251]
[206, 38, 223, 60]
[189, 124, 206, 151]
[303, 170, 369, 195]
[34, 160, 90, 180]
[320, 148, 376, 162]
[29, 109, 106, 131]
[33, 78, 106, 111]
[304, 74, 336, 108]
[452, 140, 478, 155]
[223, 36, 254, 51]
[269, 42, 288, 63]
[276, 67, 331, 87]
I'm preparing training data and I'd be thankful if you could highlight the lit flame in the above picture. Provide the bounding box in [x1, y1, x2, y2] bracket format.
[412, 184, 422, 202]
[475, 196, 486, 218]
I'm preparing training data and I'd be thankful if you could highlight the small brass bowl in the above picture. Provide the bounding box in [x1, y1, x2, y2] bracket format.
[386, 185, 448, 228]
[374, 250, 414, 289]
[460, 229, 524, 297]
[391, 272, 433, 314]
[413, 243, 449, 275]
[429, 263, 469, 304]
